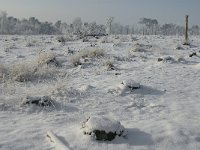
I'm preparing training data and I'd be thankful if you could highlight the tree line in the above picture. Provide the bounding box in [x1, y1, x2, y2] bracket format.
[0, 11, 199, 36]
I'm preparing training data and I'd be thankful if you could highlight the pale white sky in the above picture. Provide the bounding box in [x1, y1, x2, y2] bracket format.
[0, 0, 200, 25]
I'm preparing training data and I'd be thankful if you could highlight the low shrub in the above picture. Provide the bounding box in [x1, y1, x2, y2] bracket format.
[70, 48, 105, 66]
[0, 64, 8, 82]
[36, 51, 59, 67]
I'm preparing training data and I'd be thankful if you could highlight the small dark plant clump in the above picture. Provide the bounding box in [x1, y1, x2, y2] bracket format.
[106, 62, 115, 71]
[73, 61, 82, 67]
[189, 52, 197, 57]
[57, 36, 66, 43]
[158, 58, 163, 62]
[183, 42, 190, 46]
[22, 96, 54, 107]
[91, 130, 120, 141]
[46, 57, 60, 67]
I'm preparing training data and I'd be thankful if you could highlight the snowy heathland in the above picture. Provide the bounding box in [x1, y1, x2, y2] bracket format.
[0, 35, 200, 150]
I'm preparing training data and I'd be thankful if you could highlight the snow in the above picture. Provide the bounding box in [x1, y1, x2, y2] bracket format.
[0, 35, 200, 150]
[81, 116, 125, 135]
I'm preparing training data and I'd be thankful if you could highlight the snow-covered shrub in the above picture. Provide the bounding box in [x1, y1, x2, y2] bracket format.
[99, 36, 114, 43]
[82, 37, 89, 42]
[70, 54, 82, 66]
[56, 36, 66, 43]
[22, 96, 54, 107]
[87, 48, 105, 58]
[34, 65, 58, 80]
[25, 40, 36, 47]
[70, 48, 105, 66]
[158, 56, 176, 63]
[36, 51, 59, 67]
[81, 116, 127, 141]
[102, 60, 115, 71]
[9, 59, 58, 82]
[175, 44, 184, 50]
[177, 57, 186, 63]
[128, 43, 153, 58]
[0, 64, 8, 82]
[4, 43, 17, 50]
[9, 62, 37, 82]
[119, 36, 130, 42]
[100, 36, 107, 43]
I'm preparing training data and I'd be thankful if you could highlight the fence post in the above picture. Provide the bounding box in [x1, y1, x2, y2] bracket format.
[184, 15, 189, 45]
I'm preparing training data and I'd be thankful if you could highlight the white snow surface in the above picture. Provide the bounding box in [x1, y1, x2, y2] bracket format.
[0, 35, 200, 150]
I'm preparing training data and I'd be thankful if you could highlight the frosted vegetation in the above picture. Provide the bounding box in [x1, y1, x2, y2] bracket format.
[0, 34, 200, 150]
[0, 11, 200, 36]
[0, 10, 200, 150]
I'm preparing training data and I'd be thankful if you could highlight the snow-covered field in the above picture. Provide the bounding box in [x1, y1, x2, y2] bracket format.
[0, 35, 200, 150]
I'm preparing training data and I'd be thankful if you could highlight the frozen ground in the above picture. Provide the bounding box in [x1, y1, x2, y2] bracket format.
[0, 35, 200, 150]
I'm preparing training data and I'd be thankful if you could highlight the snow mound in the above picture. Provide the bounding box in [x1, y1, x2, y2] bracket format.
[177, 57, 186, 63]
[122, 80, 140, 90]
[172, 43, 185, 50]
[77, 85, 94, 92]
[158, 56, 176, 63]
[108, 80, 140, 95]
[81, 116, 127, 141]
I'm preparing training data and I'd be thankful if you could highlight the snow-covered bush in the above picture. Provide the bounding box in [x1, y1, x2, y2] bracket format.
[177, 57, 186, 62]
[25, 40, 37, 47]
[22, 95, 54, 107]
[158, 56, 176, 63]
[9, 62, 37, 82]
[102, 60, 115, 71]
[70, 54, 82, 66]
[9, 62, 58, 82]
[4, 43, 17, 50]
[81, 116, 127, 141]
[56, 36, 66, 43]
[34, 65, 58, 80]
[119, 35, 131, 42]
[0, 64, 8, 82]
[174, 44, 184, 50]
[128, 43, 153, 58]
[99, 36, 114, 43]
[70, 48, 105, 66]
[36, 51, 59, 67]
[8, 52, 58, 82]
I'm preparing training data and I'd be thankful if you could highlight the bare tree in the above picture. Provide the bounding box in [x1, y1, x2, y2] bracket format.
[139, 18, 158, 35]
[0, 11, 8, 34]
[106, 17, 114, 35]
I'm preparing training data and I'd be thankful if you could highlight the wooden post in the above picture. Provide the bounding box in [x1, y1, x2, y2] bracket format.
[184, 15, 189, 45]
